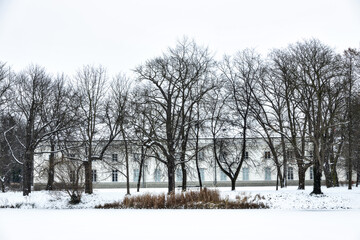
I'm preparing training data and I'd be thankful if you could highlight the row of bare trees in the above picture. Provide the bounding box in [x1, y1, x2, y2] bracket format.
[0, 38, 359, 197]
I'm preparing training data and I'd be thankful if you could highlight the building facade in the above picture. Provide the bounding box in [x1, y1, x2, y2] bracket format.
[33, 138, 350, 189]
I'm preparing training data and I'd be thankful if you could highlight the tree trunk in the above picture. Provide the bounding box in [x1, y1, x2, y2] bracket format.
[84, 161, 93, 194]
[167, 160, 175, 194]
[231, 178, 236, 191]
[277, 165, 284, 189]
[1, 180, 5, 193]
[46, 142, 55, 190]
[137, 161, 143, 193]
[323, 161, 333, 188]
[297, 165, 305, 190]
[280, 135, 287, 188]
[124, 140, 130, 196]
[23, 150, 33, 196]
[181, 163, 187, 191]
[331, 163, 339, 187]
[195, 132, 202, 189]
[311, 162, 323, 195]
[136, 151, 145, 193]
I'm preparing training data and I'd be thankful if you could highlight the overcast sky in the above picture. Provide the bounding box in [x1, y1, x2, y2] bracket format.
[0, 0, 359, 77]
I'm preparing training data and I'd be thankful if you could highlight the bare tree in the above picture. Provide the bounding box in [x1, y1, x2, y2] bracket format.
[74, 65, 126, 194]
[268, 48, 313, 190]
[0, 62, 13, 192]
[135, 38, 214, 193]
[12, 65, 58, 196]
[289, 39, 344, 194]
[214, 50, 258, 190]
[43, 75, 79, 190]
[343, 48, 360, 189]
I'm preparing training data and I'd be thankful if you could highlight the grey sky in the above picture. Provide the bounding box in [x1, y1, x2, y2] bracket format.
[0, 0, 359, 77]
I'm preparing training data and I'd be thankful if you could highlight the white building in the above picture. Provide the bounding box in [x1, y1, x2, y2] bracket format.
[33, 138, 350, 190]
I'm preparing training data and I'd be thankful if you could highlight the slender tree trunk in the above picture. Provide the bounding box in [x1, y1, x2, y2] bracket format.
[323, 161, 333, 188]
[137, 160, 143, 193]
[23, 150, 33, 196]
[136, 150, 145, 192]
[46, 142, 55, 190]
[84, 161, 93, 194]
[167, 160, 175, 194]
[276, 165, 284, 190]
[280, 135, 287, 188]
[1, 180, 5, 193]
[195, 136, 202, 190]
[181, 163, 187, 191]
[122, 133, 130, 195]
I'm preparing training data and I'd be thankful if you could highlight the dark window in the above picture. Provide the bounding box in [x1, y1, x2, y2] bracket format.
[287, 167, 294, 180]
[112, 170, 118, 182]
[92, 170, 97, 182]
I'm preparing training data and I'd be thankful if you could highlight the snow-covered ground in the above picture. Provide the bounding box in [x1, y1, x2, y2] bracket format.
[0, 186, 359, 240]
[0, 186, 359, 209]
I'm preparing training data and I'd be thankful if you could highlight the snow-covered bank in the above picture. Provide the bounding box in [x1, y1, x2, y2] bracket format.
[0, 186, 359, 209]
[0, 209, 359, 240]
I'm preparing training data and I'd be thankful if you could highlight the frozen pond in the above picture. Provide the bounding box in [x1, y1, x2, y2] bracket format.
[0, 209, 359, 240]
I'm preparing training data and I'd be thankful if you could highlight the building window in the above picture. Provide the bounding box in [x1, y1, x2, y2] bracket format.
[133, 169, 139, 182]
[287, 167, 294, 180]
[112, 170, 118, 182]
[309, 167, 313, 180]
[265, 167, 271, 180]
[92, 170, 97, 182]
[133, 153, 140, 161]
[154, 168, 161, 182]
[220, 171, 227, 181]
[309, 150, 313, 159]
[112, 154, 118, 162]
[176, 168, 182, 182]
[243, 167, 249, 181]
[199, 168, 205, 182]
[69, 170, 75, 183]
[245, 151, 249, 159]
[265, 151, 271, 159]
[198, 150, 205, 161]
[286, 150, 294, 160]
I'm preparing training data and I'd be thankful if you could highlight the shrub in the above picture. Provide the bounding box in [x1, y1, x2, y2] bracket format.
[95, 188, 268, 209]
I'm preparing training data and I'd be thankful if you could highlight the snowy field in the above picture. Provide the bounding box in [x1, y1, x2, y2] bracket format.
[0, 186, 359, 240]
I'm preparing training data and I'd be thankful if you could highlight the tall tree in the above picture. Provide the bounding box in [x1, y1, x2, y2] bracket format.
[135, 38, 214, 193]
[12, 65, 56, 196]
[75, 65, 125, 194]
[343, 48, 360, 189]
[215, 50, 258, 190]
[291, 39, 343, 194]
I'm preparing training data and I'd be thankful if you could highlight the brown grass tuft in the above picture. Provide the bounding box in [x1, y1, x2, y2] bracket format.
[95, 188, 268, 209]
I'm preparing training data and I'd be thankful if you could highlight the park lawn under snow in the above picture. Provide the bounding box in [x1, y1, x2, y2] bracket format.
[0, 187, 359, 240]
[0, 186, 359, 209]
